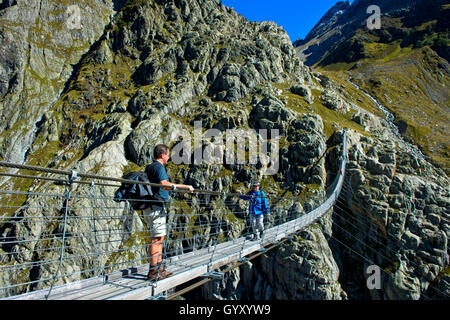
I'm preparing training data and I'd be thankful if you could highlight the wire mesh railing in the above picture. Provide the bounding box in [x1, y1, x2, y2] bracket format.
[0, 131, 348, 300]
[0, 186, 318, 297]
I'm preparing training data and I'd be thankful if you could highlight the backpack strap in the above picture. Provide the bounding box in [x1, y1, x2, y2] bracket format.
[148, 161, 161, 169]
[146, 161, 171, 182]
[146, 161, 161, 182]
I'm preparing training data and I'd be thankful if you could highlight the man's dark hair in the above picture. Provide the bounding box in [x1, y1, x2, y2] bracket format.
[153, 144, 170, 160]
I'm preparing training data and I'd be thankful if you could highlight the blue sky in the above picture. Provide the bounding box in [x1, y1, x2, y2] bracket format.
[220, 0, 353, 42]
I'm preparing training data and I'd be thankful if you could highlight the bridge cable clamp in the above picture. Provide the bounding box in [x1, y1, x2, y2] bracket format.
[258, 247, 268, 253]
[148, 292, 167, 300]
[202, 271, 224, 280]
[237, 257, 249, 264]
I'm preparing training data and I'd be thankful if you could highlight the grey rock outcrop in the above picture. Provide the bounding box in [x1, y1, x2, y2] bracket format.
[0, 0, 121, 164]
[125, 114, 188, 166]
[249, 95, 296, 134]
[320, 88, 350, 114]
[334, 130, 449, 300]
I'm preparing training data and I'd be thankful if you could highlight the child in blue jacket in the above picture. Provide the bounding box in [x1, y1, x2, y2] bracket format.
[237, 181, 270, 240]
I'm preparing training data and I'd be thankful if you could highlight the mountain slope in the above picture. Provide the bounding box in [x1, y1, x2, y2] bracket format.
[295, 0, 450, 174]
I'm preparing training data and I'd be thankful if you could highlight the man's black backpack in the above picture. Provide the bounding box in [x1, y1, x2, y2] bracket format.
[113, 171, 163, 210]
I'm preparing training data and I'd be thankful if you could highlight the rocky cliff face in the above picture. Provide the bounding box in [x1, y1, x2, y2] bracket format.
[0, 0, 448, 300]
[0, 0, 127, 165]
[335, 127, 449, 299]
[293, 0, 352, 64]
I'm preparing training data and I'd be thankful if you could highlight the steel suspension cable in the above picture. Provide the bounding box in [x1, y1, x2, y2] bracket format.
[332, 196, 449, 298]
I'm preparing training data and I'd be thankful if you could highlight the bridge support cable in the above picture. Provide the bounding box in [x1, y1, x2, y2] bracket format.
[330, 217, 439, 300]
[206, 193, 226, 273]
[331, 187, 449, 299]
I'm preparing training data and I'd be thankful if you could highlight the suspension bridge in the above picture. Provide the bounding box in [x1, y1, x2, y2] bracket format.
[0, 131, 348, 300]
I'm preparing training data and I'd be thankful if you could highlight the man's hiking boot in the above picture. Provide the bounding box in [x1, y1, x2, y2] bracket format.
[146, 264, 173, 281]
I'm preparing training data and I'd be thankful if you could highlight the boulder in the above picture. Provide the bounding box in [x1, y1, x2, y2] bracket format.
[290, 84, 313, 103]
[320, 88, 350, 114]
[249, 95, 296, 134]
[125, 114, 187, 166]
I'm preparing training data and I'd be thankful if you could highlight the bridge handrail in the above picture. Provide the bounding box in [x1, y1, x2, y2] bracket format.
[0, 130, 348, 299]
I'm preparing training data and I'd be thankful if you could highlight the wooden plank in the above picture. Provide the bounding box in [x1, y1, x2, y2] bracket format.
[106, 235, 273, 299]
[62, 276, 149, 300]
[74, 279, 150, 300]
[64, 239, 254, 300]
[4, 275, 106, 300]
[108, 264, 209, 300]
[6, 212, 324, 300]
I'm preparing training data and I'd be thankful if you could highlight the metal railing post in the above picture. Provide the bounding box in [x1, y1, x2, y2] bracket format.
[207, 192, 225, 272]
[45, 170, 77, 300]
